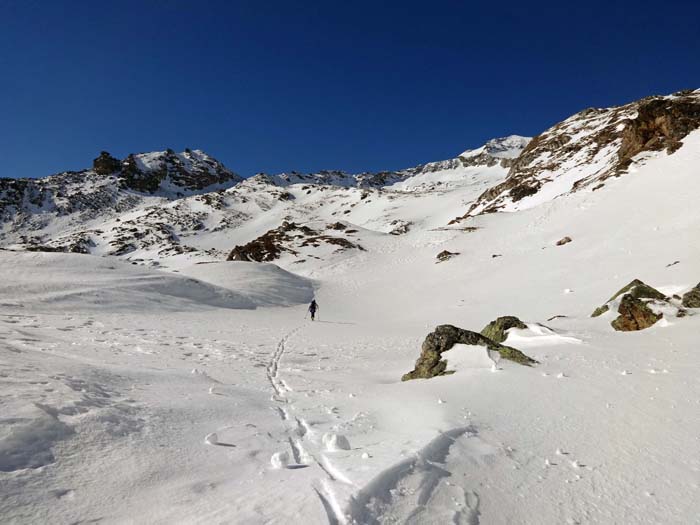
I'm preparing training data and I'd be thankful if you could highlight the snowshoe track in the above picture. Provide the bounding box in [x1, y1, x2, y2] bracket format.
[268, 326, 350, 524]
[346, 426, 481, 525]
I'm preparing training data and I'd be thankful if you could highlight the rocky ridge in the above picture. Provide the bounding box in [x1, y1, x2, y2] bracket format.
[457, 89, 700, 218]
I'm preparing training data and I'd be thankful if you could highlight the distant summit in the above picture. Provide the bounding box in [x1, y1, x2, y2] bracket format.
[93, 148, 242, 194]
[460, 135, 531, 160]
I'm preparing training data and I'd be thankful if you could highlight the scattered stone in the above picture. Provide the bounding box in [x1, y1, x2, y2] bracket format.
[666, 260, 680, 267]
[681, 283, 700, 308]
[389, 220, 411, 235]
[480, 316, 527, 343]
[436, 250, 460, 263]
[492, 254, 502, 258]
[402, 324, 537, 381]
[556, 236, 572, 246]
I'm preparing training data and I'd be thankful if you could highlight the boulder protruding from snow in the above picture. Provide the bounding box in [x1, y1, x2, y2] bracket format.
[556, 236, 572, 246]
[402, 324, 537, 381]
[681, 283, 700, 308]
[611, 294, 662, 332]
[591, 279, 674, 331]
[480, 316, 527, 343]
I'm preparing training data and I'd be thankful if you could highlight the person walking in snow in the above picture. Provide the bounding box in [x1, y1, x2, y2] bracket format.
[308, 299, 319, 321]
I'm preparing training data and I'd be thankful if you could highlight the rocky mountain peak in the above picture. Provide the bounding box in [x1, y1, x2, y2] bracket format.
[119, 148, 242, 194]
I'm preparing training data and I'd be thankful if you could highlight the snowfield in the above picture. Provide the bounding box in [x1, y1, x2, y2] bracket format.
[2, 128, 700, 522]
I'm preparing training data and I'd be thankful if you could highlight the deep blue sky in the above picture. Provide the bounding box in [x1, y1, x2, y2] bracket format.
[1, 0, 698, 178]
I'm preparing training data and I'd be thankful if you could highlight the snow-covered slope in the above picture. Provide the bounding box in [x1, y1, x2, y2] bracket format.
[460, 89, 700, 218]
[0, 136, 527, 267]
[0, 148, 242, 250]
[2, 90, 700, 524]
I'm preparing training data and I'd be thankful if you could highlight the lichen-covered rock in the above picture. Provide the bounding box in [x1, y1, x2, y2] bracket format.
[591, 279, 666, 318]
[610, 295, 662, 331]
[480, 316, 527, 343]
[681, 283, 700, 308]
[591, 305, 609, 318]
[591, 279, 672, 331]
[401, 324, 537, 381]
[607, 279, 666, 303]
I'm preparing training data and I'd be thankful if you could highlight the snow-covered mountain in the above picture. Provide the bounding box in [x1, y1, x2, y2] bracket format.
[0, 135, 531, 265]
[1, 90, 698, 272]
[3, 87, 700, 272]
[2, 89, 700, 524]
[460, 89, 700, 217]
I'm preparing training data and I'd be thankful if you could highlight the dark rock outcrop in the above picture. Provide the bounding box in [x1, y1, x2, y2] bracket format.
[227, 221, 364, 263]
[682, 283, 700, 308]
[436, 250, 459, 262]
[402, 324, 537, 381]
[455, 90, 700, 220]
[556, 236, 572, 246]
[480, 316, 527, 343]
[611, 295, 662, 331]
[618, 97, 700, 162]
[591, 279, 669, 331]
[92, 151, 121, 175]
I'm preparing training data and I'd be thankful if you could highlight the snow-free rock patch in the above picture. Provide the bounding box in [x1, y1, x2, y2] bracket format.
[402, 324, 537, 381]
[681, 283, 700, 308]
[480, 315, 527, 343]
[591, 278, 688, 331]
[436, 250, 459, 263]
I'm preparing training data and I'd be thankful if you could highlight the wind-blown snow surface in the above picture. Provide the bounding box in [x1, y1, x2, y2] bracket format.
[2, 132, 700, 524]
